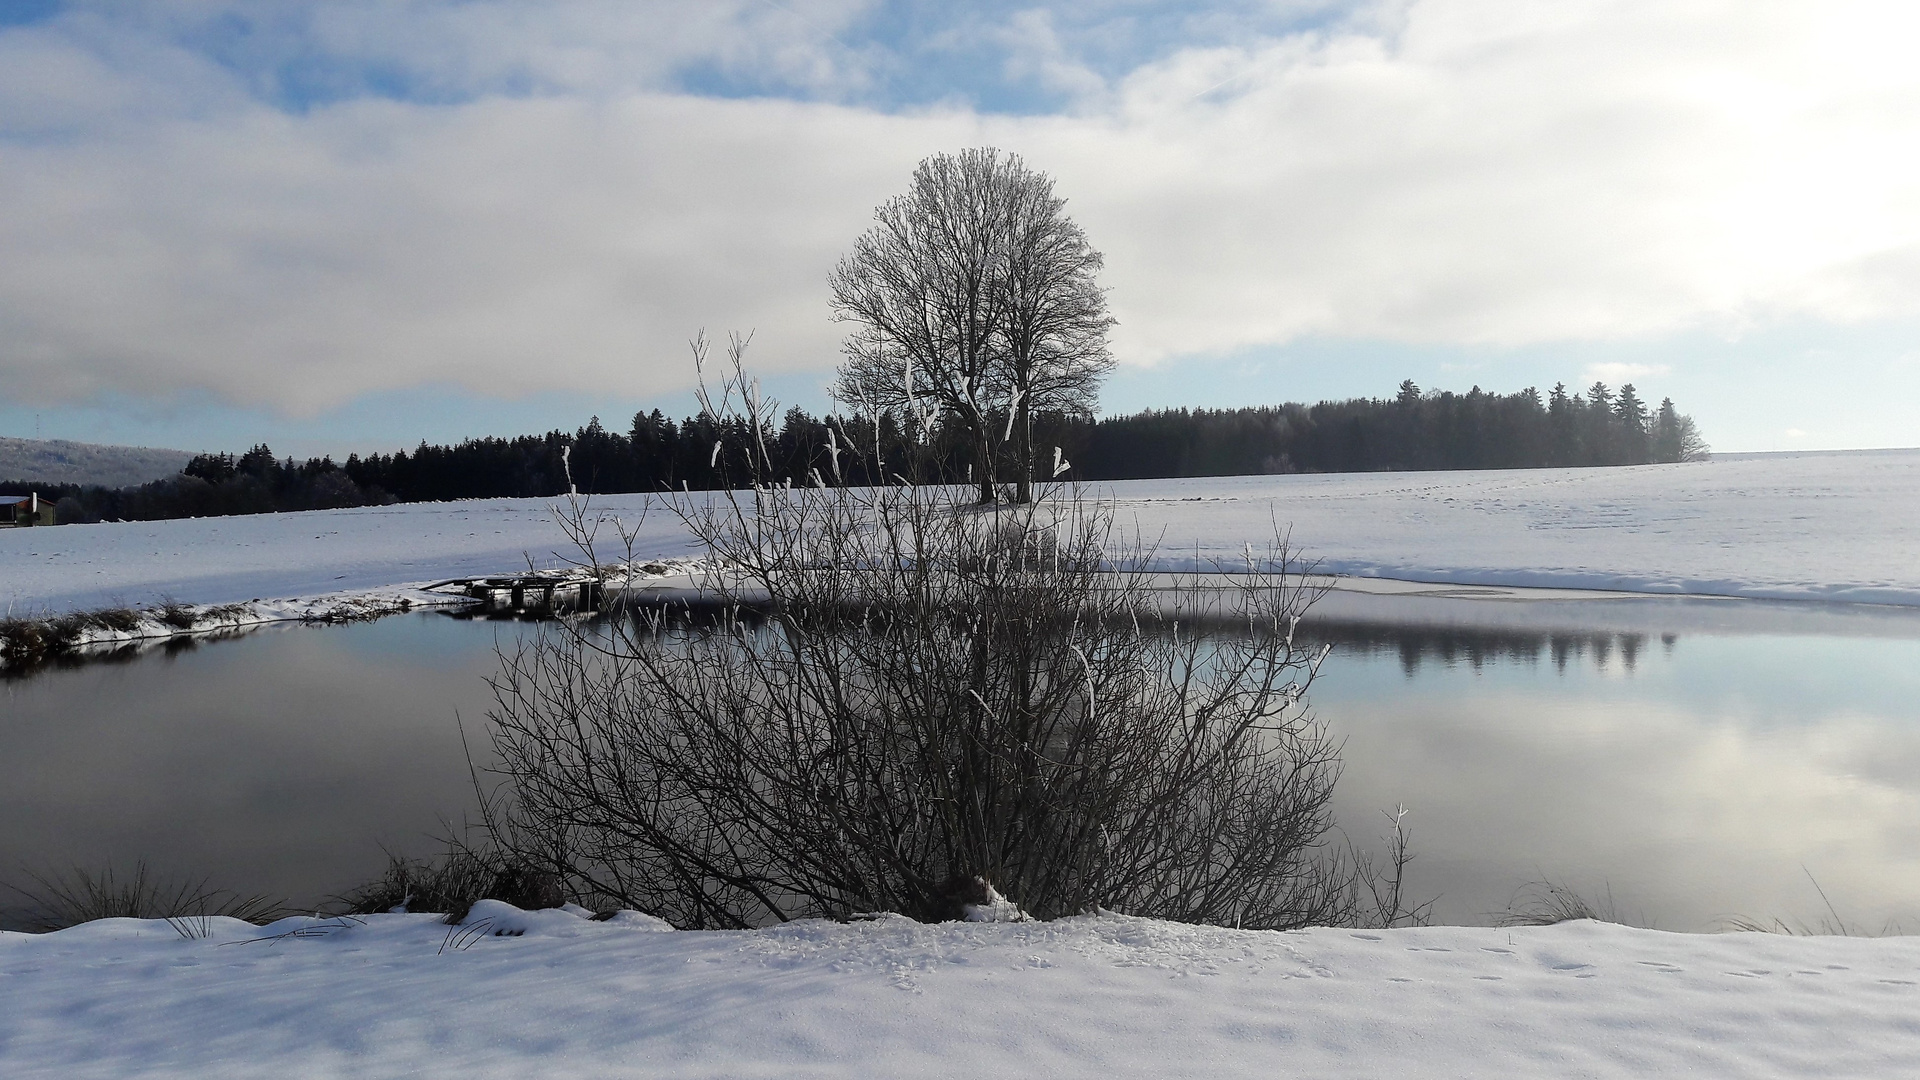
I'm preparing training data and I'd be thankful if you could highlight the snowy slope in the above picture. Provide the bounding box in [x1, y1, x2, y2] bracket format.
[0, 496, 697, 616]
[4, 450, 1917, 616]
[1102, 450, 1920, 606]
[0, 436, 194, 489]
[2, 906, 1914, 1079]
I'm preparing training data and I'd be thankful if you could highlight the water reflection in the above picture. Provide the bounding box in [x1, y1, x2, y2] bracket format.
[1312, 622, 1920, 932]
[4, 607, 1920, 932]
[0, 630, 226, 683]
[1305, 620, 1678, 676]
[0, 616, 506, 929]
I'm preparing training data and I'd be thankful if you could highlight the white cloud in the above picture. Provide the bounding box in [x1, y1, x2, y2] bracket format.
[3, 0, 1920, 414]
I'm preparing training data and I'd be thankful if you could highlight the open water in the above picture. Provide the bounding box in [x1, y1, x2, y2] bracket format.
[5, 601, 1918, 931]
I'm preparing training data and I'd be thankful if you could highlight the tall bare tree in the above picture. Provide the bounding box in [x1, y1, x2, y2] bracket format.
[831, 148, 1112, 503]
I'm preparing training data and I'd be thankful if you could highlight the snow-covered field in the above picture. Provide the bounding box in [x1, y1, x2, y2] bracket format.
[5, 449, 1919, 617]
[3, 905, 1914, 1079]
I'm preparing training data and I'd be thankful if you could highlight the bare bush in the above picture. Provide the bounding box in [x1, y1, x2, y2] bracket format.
[486, 477, 1387, 929]
[478, 338, 1402, 930]
[332, 845, 562, 924]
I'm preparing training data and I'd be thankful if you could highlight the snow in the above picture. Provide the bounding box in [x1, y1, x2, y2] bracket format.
[1100, 449, 1920, 606]
[0, 497, 677, 618]
[2, 906, 1914, 1078]
[5, 450, 1917, 620]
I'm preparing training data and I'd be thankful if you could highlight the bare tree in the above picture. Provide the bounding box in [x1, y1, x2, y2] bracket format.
[831, 148, 1112, 503]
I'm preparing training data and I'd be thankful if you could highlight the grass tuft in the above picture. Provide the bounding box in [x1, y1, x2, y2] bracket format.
[3, 863, 289, 933]
[1498, 879, 1648, 928]
[1721, 868, 1906, 936]
[157, 601, 199, 631]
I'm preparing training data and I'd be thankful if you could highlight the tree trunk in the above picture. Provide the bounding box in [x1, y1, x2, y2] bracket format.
[1014, 394, 1034, 504]
[975, 434, 997, 504]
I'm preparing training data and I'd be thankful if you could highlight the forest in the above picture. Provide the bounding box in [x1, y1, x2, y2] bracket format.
[3, 380, 1706, 524]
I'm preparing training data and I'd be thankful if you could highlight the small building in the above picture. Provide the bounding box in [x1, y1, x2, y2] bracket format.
[0, 493, 57, 527]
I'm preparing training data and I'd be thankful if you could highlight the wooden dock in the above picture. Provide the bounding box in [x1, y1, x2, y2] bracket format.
[421, 574, 604, 615]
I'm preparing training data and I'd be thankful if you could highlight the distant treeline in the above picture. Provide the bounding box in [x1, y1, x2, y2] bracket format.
[1074, 380, 1707, 479]
[2, 380, 1705, 523]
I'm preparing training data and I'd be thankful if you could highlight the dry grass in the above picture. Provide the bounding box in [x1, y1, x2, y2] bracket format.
[1, 600, 264, 674]
[0, 608, 147, 670]
[333, 846, 565, 924]
[1498, 879, 1650, 928]
[3, 863, 288, 933]
[1722, 870, 1907, 937]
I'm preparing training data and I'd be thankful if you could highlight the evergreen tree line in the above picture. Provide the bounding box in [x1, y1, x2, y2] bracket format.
[1064, 380, 1708, 479]
[1, 443, 393, 525]
[2, 380, 1706, 524]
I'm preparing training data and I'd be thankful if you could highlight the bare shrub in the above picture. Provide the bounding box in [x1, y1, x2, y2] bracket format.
[333, 846, 562, 924]
[485, 493, 1367, 928]
[480, 338, 1403, 930]
[157, 600, 198, 630]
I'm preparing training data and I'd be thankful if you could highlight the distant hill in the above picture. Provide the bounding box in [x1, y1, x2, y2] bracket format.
[0, 437, 196, 488]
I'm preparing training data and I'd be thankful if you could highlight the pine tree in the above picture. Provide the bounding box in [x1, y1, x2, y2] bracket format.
[1614, 383, 1650, 465]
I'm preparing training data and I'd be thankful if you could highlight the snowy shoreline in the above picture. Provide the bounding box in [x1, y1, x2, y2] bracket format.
[10, 450, 1920, 669]
[4, 904, 1916, 1078]
[13, 565, 1920, 675]
[7, 451, 1920, 618]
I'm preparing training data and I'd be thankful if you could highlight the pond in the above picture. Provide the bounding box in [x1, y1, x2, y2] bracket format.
[4, 600, 1919, 931]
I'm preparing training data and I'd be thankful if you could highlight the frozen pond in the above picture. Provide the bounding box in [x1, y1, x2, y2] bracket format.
[4, 600, 1919, 931]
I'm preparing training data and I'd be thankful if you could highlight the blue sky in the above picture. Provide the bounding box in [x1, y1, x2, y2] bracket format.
[3, 0, 1919, 458]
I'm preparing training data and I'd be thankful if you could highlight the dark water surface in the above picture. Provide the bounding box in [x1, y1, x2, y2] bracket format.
[5, 605, 1919, 930]
[1, 616, 503, 926]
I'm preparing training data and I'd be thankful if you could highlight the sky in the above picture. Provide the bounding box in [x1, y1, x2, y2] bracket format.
[2, 0, 1918, 459]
